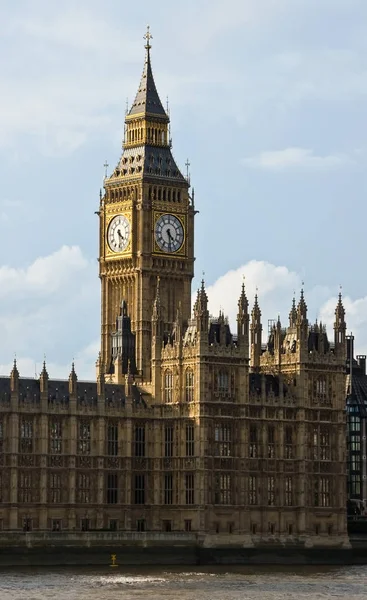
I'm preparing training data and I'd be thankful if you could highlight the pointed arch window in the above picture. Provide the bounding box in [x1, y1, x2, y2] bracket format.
[164, 370, 173, 403]
[185, 369, 194, 403]
[216, 370, 229, 393]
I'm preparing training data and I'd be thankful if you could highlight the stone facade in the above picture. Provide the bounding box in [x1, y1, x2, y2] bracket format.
[0, 33, 349, 548]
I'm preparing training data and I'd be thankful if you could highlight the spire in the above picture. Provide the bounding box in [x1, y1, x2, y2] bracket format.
[289, 295, 297, 327]
[238, 280, 248, 315]
[40, 359, 49, 394]
[194, 278, 209, 332]
[128, 26, 168, 119]
[335, 291, 345, 323]
[251, 293, 261, 324]
[250, 292, 262, 370]
[10, 357, 19, 393]
[152, 276, 162, 321]
[297, 288, 307, 322]
[68, 361, 77, 395]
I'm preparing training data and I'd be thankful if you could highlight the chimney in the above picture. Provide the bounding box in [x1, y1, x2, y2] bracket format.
[357, 355, 366, 376]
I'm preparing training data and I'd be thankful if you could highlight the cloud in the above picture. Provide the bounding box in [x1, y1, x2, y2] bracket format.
[0, 249, 366, 382]
[0, 245, 99, 380]
[242, 147, 352, 170]
[195, 260, 367, 355]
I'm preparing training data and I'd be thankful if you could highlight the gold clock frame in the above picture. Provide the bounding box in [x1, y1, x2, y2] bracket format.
[105, 209, 133, 259]
[152, 211, 186, 256]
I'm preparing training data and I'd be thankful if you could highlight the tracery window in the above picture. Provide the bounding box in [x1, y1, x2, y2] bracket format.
[320, 427, 331, 460]
[249, 476, 257, 505]
[20, 420, 33, 453]
[49, 473, 62, 503]
[216, 370, 229, 393]
[78, 420, 91, 455]
[285, 426, 293, 459]
[214, 474, 232, 505]
[267, 476, 275, 506]
[77, 473, 91, 503]
[186, 423, 194, 457]
[268, 425, 275, 458]
[314, 477, 330, 507]
[164, 473, 173, 505]
[164, 370, 173, 403]
[285, 477, 293, 506]
[249, 426, 258, 458]
[185, 473, 194, 505]
[165, 425, 174, 458]
[134, 425, 145, 457]
[50, 420, 62, 454]
[19, 472, 33, 503]
[185, 369, 194, 402]
[214, 424, 232, 457]
[107, 422, 118, 456]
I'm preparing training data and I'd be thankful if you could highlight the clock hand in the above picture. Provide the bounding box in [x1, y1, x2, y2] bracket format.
[117, 229, 124, 241]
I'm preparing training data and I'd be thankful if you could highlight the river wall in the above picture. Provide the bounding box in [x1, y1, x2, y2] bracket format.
[0, 532, 366, 566]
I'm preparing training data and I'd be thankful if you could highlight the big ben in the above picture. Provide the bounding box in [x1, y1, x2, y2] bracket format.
[98, 27, 195, 379]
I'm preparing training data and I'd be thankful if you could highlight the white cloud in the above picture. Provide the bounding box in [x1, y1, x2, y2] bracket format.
[0, 249, 366, 381]
[242, 147, 352, 170]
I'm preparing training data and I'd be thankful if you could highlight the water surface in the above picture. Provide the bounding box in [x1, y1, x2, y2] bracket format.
[0, 565, 366, 599]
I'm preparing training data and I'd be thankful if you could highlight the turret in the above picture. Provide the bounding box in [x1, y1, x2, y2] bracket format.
[289, 296, 297, 328]
[334, 292, 346, 358]
[95, 352, 104, 397]
[40, 360, 49, 394]
[237, 282, 249, 356]
[68, 361, 77, 396]
[152, 276, 164, 340]
[10, 358, 19, 393]
[296, 288, 308, 344]
[194, 279, 209, 333]
[250, 294, 262, 369]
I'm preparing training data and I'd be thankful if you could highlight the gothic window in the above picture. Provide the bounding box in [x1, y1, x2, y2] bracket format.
[164, 473, 173, 505]
[249, 476, 257, 505]
[134, 425, 145, 457]
[0, 420, 3, 453]
[185, 369, 194, 402]
[50, 420, 62, 454]
[78, 420, 91, 455]
[285, 477, 293, 506]
[20, 419, 33, 453]
[267, 476, 275, 506]
[107, 422, 118, 456]
[134, 474, 145, 504]
[49, 473, 62, 503]
[185, 473, 194, 505]
[320, 427, 331, 460]
[165, 425, 174, 458]
[315, 376, 327, 401]
[216, 370, 229, 393]
[268, 425, 275, 458]
[77, 473, 91, 503]
[164, 370, 173, 403]
[214, 424, 232, 457]
[285, 426, 293, 459]
[19, 472, 32, 503]
[106, 473, 118, 504]
[214, 474, 232, 505]
[313, 427, 319, 460]
[185, 423, 195, 457]
[314, 477, 331, 507]
[249, 426, 258, 458]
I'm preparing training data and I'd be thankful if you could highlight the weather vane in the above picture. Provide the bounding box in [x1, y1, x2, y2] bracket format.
[144, 25, 153, 49]
[103, 161, 109, 179]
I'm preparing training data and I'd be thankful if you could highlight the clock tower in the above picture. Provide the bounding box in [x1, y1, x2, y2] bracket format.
[98, 28, 195, 380]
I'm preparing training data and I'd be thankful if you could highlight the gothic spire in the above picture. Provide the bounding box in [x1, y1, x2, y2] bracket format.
[289, 295, 297, 327]
[297, 288, 307, 321]
[128, 26, 168, 120]
[237, 281, 248, 315]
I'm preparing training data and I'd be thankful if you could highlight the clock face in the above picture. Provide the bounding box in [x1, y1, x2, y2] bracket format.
[155, 214, 184, 253]
[107, 215, 131, 253]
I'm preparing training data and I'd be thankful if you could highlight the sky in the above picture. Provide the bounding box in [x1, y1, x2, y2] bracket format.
[0, 0, 366, 380]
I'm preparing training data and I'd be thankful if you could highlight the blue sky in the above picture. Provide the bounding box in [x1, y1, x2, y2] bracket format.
[0, 0, 366, 379]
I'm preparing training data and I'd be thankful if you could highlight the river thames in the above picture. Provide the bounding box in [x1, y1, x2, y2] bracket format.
[0, 565, 366, 599]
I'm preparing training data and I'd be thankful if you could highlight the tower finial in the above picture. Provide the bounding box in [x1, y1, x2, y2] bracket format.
[144, 25, 153, 50]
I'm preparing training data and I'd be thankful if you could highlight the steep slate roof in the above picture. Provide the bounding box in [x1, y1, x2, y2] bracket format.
[128, 47, 168, 119]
